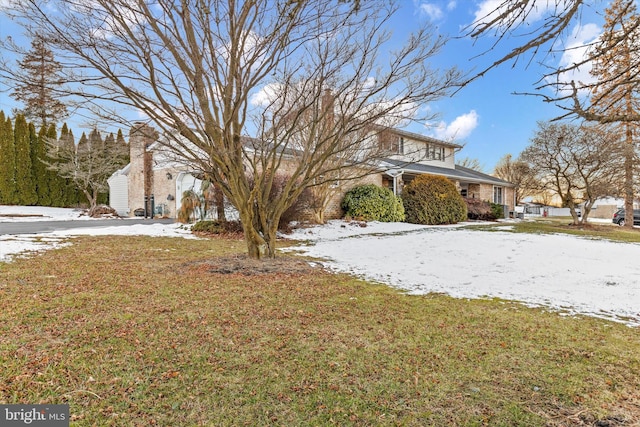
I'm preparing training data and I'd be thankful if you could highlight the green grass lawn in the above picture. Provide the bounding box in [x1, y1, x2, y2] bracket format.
[466, 217, 640, 244]
[1, 234, 639, 426]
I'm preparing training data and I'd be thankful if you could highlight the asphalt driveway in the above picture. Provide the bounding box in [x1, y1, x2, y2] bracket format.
[0, 218, 175, 235]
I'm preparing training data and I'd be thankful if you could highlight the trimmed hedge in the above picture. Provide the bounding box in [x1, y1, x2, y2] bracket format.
[341, 184, 405, 222]
[402, 175, 467, 225]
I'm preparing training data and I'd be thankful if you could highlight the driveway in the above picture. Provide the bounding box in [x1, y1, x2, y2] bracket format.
[0, 218, 175, 235]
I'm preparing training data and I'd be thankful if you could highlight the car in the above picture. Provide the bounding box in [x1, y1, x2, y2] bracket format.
[612, 209, 640, 226]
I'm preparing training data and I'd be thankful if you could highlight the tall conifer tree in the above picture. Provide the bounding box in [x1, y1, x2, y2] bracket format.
[32, 125, 51, 205]
[0, 112, 17, 204]
[10, 35, 67, 129]
[44, 124, 66, 206]
[116, 129, 129, 164]
[59, 124, 80, 206]
[14, 115, 37, 205]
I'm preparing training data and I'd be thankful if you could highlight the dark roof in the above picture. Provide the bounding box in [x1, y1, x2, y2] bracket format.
[382, 158, 514, 187]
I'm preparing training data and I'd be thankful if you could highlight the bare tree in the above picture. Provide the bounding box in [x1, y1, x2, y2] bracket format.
[4, 0, 462, 259]
[587, 0, 640, 228]
[464, 1, 640, 122]
[520, 122, 621, 225]
[493, 154, 535, 205]
[455, 157, 484, 172]
[45, 129, 128, 216]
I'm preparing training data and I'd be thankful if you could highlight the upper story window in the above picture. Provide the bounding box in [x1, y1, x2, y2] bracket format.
[425, 143, 445, 161]
[378, 132, 404, 155]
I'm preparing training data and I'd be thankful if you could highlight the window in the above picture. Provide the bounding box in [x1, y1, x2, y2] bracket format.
[493, 186, 503, 204]
[378, 133, 403, 154]
[425, 144, 445, 161]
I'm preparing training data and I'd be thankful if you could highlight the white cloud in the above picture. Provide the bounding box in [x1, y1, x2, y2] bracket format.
[430, 110, 479, 141]
[472, 0, 559, 29]
[556, 23, 601, 87]
[419, 2, 444, 21]
[249, 83, 282, 107]
[446, 1, 457, 11]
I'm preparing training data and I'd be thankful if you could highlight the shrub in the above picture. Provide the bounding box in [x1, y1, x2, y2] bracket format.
[247, 173, 315, 231]
[341, 184, 405, 222]
[191, 220, 243, 234]
[490, 202, 504, 219]
[279, 185, 315, 231]
[464, 198, 497, 221]
[402, 175, 467, 225]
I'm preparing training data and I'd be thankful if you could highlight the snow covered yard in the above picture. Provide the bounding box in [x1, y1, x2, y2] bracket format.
[283, 220, 640, 327]
[2, 205, 639, 327]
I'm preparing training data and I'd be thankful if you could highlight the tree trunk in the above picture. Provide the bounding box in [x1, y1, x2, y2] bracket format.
[239, 208, 279, 260]
[624, 122, 634, 229]
[567, 201, 580, 225]
[83, 188, 98, 217]
[214, 183, 226, 222]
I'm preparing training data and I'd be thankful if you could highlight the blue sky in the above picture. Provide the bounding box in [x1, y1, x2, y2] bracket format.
[0, 0, 606, 171]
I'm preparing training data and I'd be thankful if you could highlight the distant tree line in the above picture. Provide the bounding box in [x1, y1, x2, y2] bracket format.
[0, 110, 129, 208]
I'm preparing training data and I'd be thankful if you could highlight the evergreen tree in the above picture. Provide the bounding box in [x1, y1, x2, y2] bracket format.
[10, 34, 67, 129]
[0, 112, 17, 204]
[588, 0, 640, 228]
[32, 125, 51, 205]
[46, 124, 65, 206]
[116, 129, 129, 164]
[90, 129, 109, 205]
[59, 124, 80, 206]
[14, 114, 37, 205]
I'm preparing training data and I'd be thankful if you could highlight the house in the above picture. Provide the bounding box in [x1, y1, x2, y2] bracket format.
[108, 124, 515, 219]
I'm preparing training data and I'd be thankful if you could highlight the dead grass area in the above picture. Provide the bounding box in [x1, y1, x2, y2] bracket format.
[1, 235, 639, 426]
[188, 254, 323, 275]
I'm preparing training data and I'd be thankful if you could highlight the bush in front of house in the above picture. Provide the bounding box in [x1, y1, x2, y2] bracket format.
[341, 184, 405, 222]
[402, 175, 467, 225]
[464, 197, 497, 221]
[246, 173, 317, 231]
[490, 202, 504, 219]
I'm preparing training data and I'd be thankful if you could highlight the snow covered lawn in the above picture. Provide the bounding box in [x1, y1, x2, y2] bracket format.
[284, 220, 640, 327]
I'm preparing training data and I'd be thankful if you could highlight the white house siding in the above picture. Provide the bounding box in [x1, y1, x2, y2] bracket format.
[175, 172, 203, 215]
[107, 170, 129, 216]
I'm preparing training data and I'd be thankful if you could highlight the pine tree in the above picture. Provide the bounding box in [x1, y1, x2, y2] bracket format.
[14, 114, 37, 205]
[59, 124, 80, 206]
[588, 0, 640, 228]
[32, 125, 51, 205]
[10, 35, 67, 129]
[45, 124, 65, 206]
[116, 129, 129, 164]
[0, 112, 17, 204]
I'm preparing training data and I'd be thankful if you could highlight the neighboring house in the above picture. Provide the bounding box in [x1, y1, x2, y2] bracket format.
[108, 124, 515, 219]
[585, 197, 640, 220]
